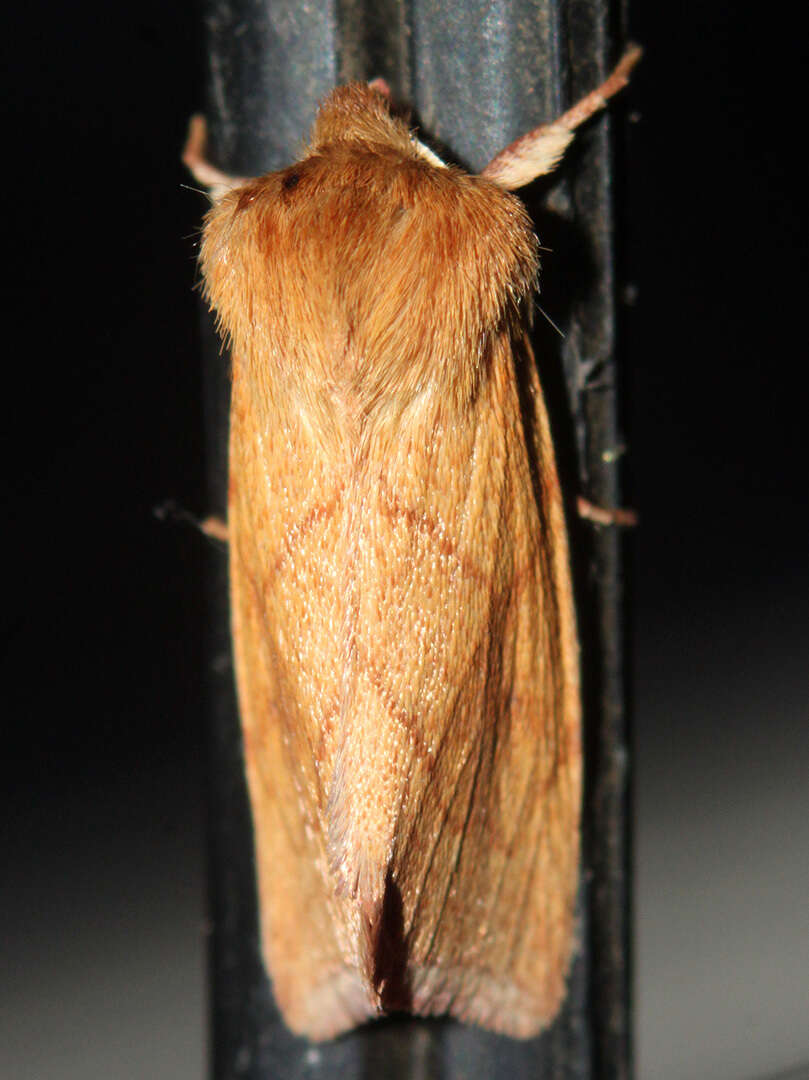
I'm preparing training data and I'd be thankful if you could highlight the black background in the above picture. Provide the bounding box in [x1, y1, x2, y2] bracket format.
[2, 4, 806, 1078]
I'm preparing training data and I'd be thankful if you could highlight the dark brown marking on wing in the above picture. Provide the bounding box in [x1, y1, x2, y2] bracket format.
[354, 641, 435, 764]
[268, 483, 346, 580]
[378, 488, 488, 587]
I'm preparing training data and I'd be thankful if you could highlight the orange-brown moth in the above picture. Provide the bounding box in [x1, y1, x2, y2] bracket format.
[185, 45, 640, 1041]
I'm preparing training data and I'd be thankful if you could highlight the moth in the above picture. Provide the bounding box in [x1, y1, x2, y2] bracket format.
[185, 45, 640, 1041]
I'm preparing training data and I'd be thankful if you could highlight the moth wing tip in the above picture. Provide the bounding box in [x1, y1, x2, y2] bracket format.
[282, 969, 377, 1041]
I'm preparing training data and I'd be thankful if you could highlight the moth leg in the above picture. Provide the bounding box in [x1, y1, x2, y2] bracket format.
[153, 501, 229, 542]
[576, 496, 638, 528]
[549, 44, 642, 137]
[200, 515, 229, 542]
[481, 43, 642, 190]
[182, 115, 249, 201]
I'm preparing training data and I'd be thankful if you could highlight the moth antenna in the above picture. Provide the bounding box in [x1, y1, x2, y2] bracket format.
[481, 43, 642, 190]
[182, 114, 250, 202]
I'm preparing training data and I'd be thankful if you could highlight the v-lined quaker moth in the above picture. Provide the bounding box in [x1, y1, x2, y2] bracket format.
[185, 44, 640, 1040]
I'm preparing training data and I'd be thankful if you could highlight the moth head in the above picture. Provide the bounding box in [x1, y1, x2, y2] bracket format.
[200, 83, 539, 413]
[310, 81, 447, 170]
